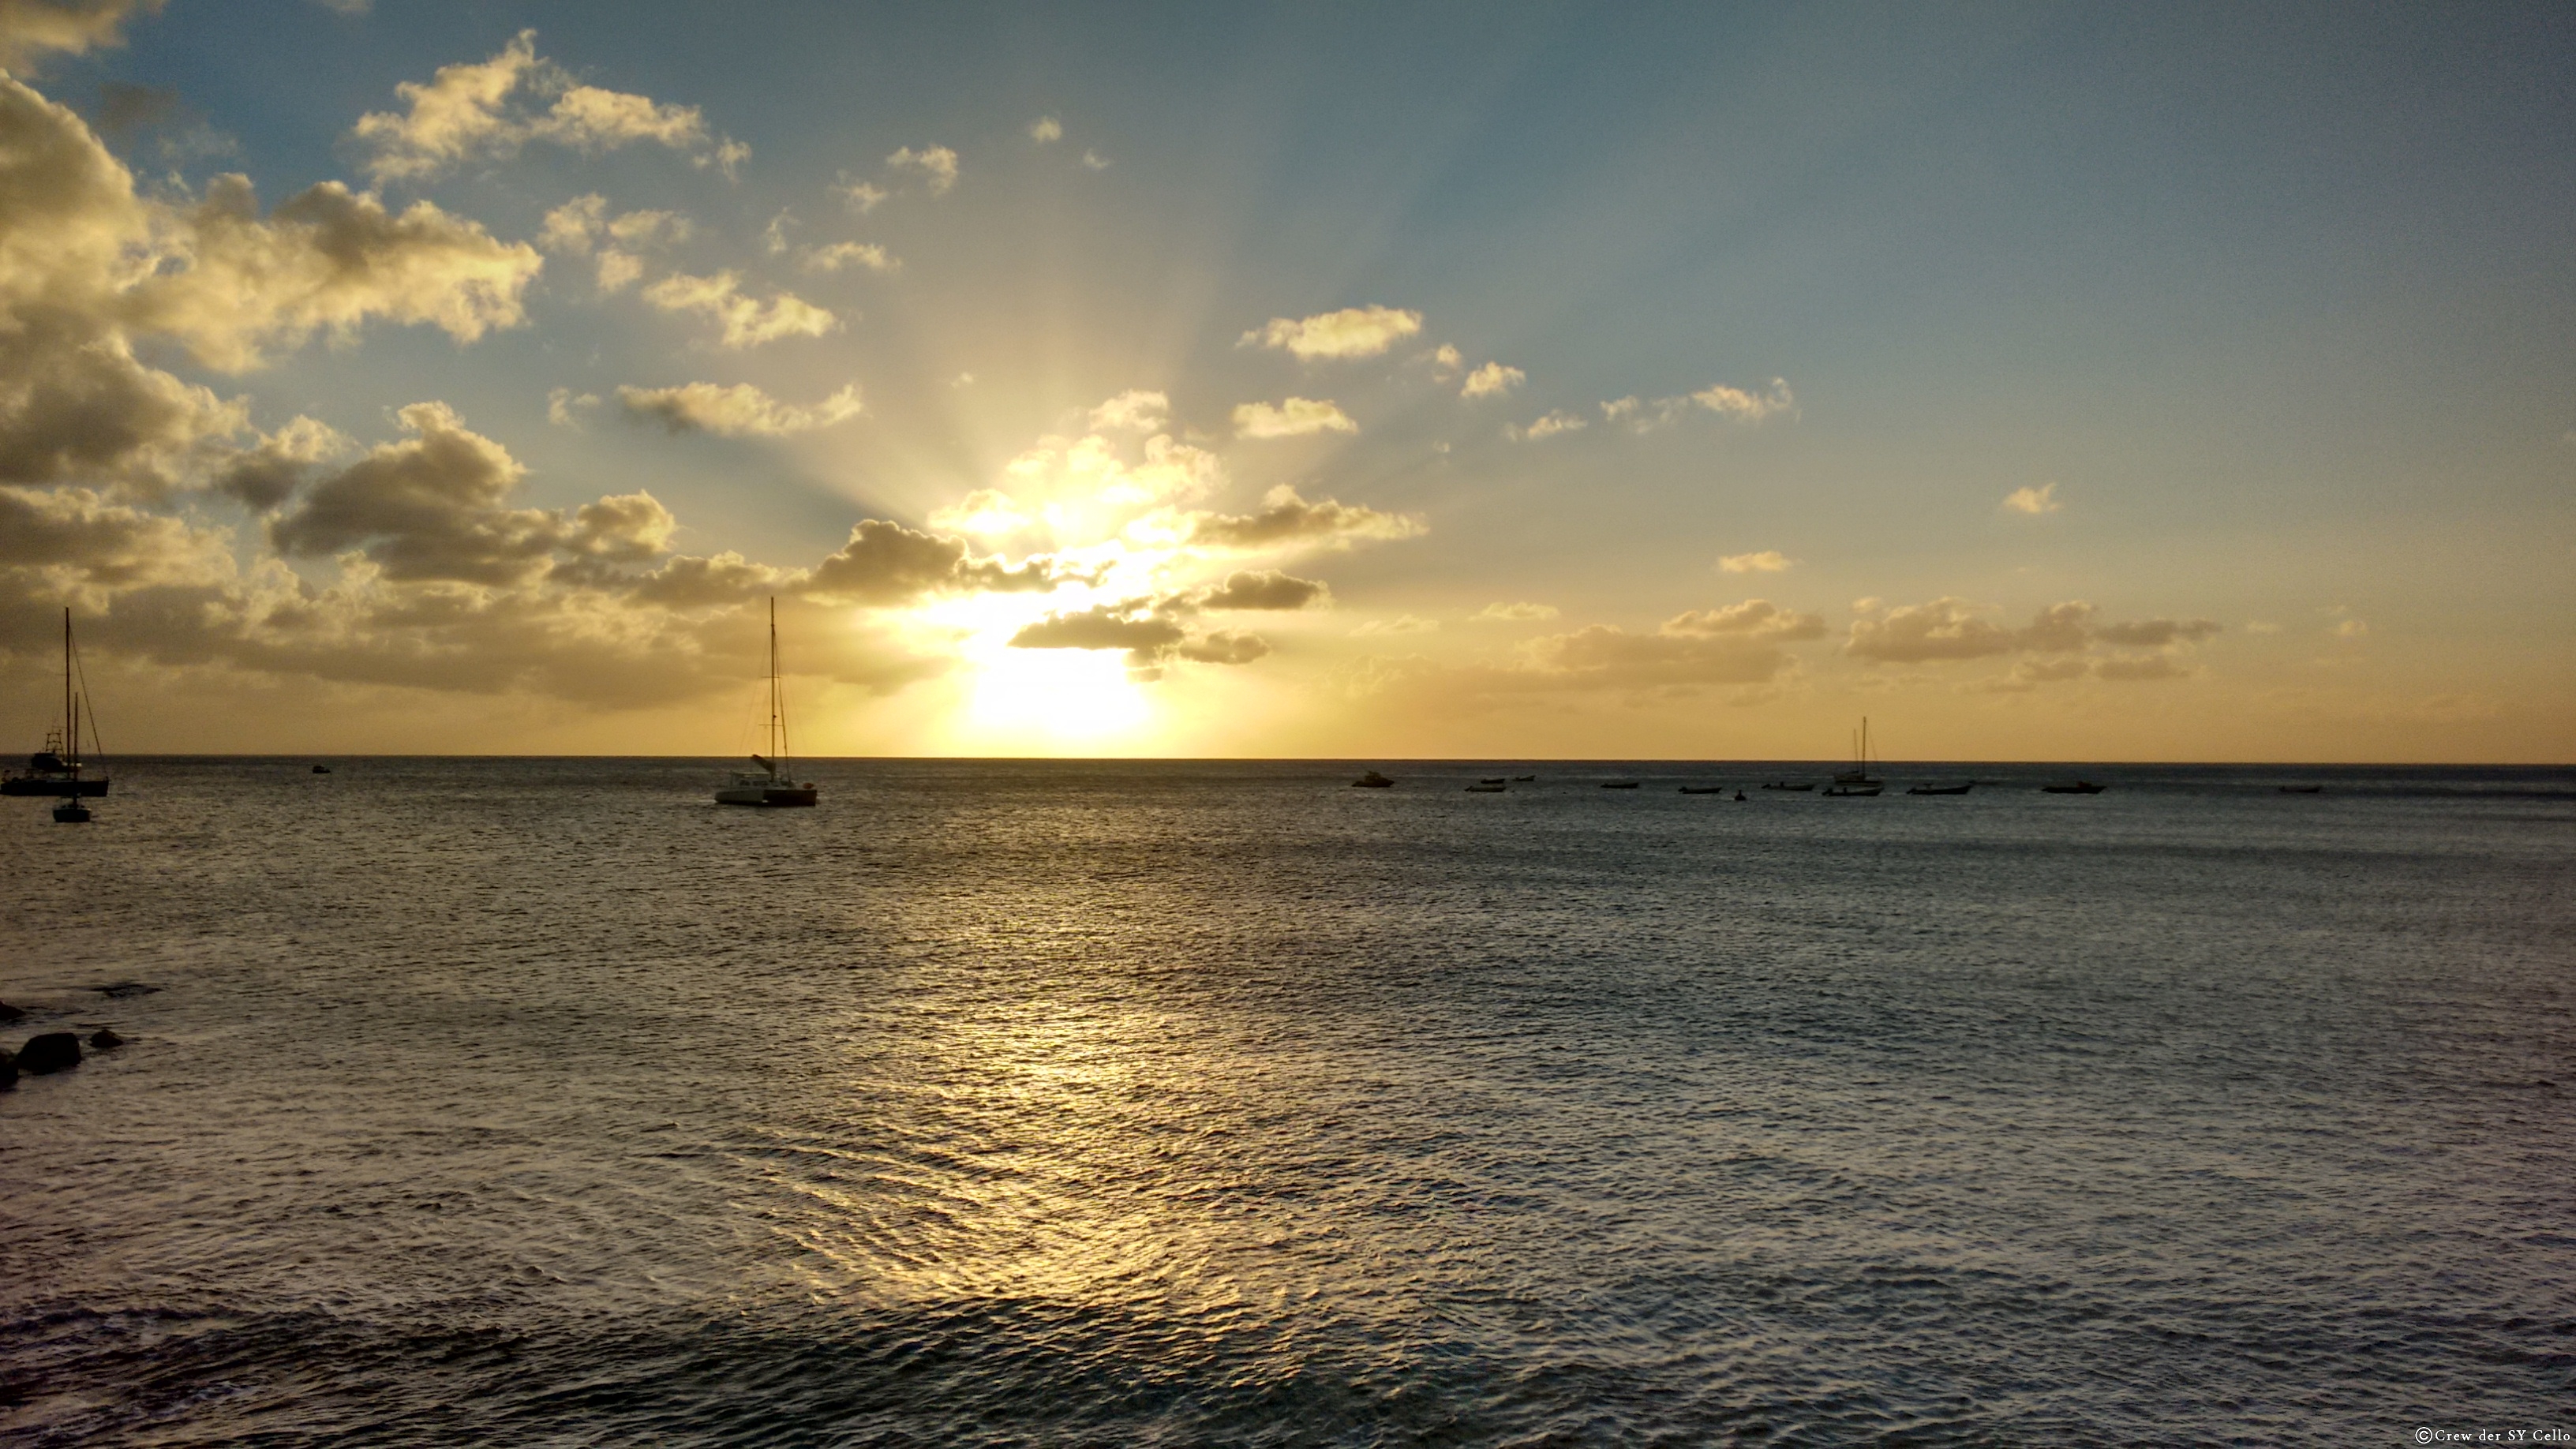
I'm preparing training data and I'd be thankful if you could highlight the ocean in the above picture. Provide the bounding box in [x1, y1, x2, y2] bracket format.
[2, 758, 2570, 1446]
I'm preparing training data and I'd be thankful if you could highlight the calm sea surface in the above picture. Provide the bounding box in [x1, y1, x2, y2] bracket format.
[2, 758, 2570, 1446]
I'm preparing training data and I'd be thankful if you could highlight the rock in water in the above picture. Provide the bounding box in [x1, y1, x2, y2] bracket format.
[0, 1001, 24, 1023]
[17, 1032, 80, 1074]
[90, 1028, 124, 1050]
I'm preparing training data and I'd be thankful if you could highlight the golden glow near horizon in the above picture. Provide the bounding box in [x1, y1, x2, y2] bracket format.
[0, 6, 2569, 762]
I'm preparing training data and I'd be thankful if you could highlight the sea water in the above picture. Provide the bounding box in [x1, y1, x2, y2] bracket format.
[2, 758, 2570, 1445]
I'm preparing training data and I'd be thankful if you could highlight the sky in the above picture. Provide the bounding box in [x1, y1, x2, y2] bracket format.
[0, 0, 2569, 762]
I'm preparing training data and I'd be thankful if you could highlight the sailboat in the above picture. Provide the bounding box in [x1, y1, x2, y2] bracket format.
[1822, 717, 1882, 796]
[715, 598, 818, 807]
[4, 609, 110, 801]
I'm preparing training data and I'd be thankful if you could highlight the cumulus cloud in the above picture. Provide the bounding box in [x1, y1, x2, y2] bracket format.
[1231, 396, 1357, 440]
[1848, 597, 2219, 684]
[1718, 550, 1794, 574]
[1240, 305, 1421, 361]
[803, 519, 1074, 605]
[1474, 601, 1558, 623]
[538, 193, 687, 292]
[1602, 378, 1795, 433]
[1028, 115, 1062, 144]
[1507, 410, 1587, 442]
[1009, 600, 1268, 672]
[1662, 598, 1825, 641]
[886, 144, 958, 195]
[1425, 343, 1462, 378]
[837, 178, 888, 213]
[1460, 361, 1524, 399]
[212, 415, 346, 511]
[616, 381, 863, 437]
[350, 31, 736, 183]
[546, 388, 599, 428]
[799, 241, 897, 274]
[0, 72, 541, 502]
[1196, 568, 1327, 611]
[0, 481, 234, 608]
[641, 271, 837, 348]
[1177, 485, 1424, 552]
[2002, 481, 2061, 515]
[0, 0, 161, 70]
[267, 401, 560, 585]
[1087, 389, 1168, 434]
[1080, 149, 1110, 171]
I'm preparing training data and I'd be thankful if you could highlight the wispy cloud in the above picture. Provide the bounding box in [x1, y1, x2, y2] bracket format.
[1232, 397, 1357, 439]
[1461, 361, 1524, 399]
[1718, 550, 1794, 574]
[886, 144, 958, 195]
[1507, 410, 1586, 442]
[617, 382, 863, 437]
[2002, 481, 2061, 515]
[1028, 115, 1062, 144]
[641, 272, 839, 348]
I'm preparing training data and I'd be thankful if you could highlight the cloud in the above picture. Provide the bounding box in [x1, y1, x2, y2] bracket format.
[2002, 481, 2061, 515]
[1178, 485, 1425, 552]
[1197, 568, 1327, 611]
[1425, 343, 1462, 377]
[212, 415, 346, 511]
[350, 31, 735, 182]
[537, 193, 686, 293]
[803, 519, 1074, 605]
[1461, 361, 1524, 399]
[1351, 615, 1439, 635]
[886, 144, 958, 195]
[1240, 305, 1421, 361]
[616, 381, 863, 437]
[1028, 115, 1061, 144]
[1474, 601, 1558, 622]
[1525, 619, 1803, 687]
[837, 178, 888, 213]
[546, 388, 599, 428]
[1507, 410, 1586, 442]
[1232, 396, 1357, 440]
[1008, 601, 1267, 673]
[0, 0, 161, 69]
[1080, 149, 1110, 171]
[2334, 617, 2368, 638]
[0, 481, 234, 608]
[1849, 597, 2220, 680]
[1661, 598, 1825, 641]
[1691, 379, 1795, 421]
[267, 401, 563, 585]
[641, 271, 838, 347]
[1087, 389, 1168, 434]
[1601, 379, 1795, 433]
[799, 241, 897, 274]
[1717, 550, 1794, 574]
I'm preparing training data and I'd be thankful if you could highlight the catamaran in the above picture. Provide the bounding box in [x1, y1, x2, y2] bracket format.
[4, 609, 110, 802]
[715, 598, 818, 807]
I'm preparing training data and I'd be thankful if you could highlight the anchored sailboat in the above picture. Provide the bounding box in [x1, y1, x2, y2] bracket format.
[4, 609, 110, 802]
[1823, 717, 1882, 796]
[715, 598, 818, 807]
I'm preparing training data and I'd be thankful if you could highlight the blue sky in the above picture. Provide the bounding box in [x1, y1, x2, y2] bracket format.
[2, 1, 2568, 758]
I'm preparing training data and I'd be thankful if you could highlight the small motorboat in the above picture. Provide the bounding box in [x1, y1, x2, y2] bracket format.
[1822, 783, 1882, 797]
[1761, 781, 1814, 792]
[1906, 783, 1972, 796]
[1353, 769, 1395, 788]
[311, 764, 331, 774]
[1601, 780, 1641, 789]
[1511, 774, 1537, 782]
[1678, 785, 1728, 795]
[1478, 777, 1507, 785]
[52, 800, 91, 823]
[2041, 781, 2107, 795]
[2278, 784, 2323, 794]
[1465, 783, 1506, 793]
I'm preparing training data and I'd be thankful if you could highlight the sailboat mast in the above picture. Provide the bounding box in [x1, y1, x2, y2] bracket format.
[773, 596, 789, 768]
[62, 608, 74, 770]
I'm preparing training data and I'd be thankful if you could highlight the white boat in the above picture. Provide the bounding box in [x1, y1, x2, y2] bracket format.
[716, 598, 818, 807]
[1823, 717, 1882, 796]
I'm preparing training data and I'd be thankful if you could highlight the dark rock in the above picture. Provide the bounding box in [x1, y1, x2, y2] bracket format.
[89, 1028, 124, 1050]
[0, 1000, 23, 1023]
[17, 1032, 80, 1073]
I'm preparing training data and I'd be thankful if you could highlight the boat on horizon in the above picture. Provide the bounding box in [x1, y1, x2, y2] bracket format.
[1761, 781, 1814, 791]
[4, 609, 110, 803]
[1353, 769, 1395, 788]
[1907, 782, 1973, 796]
[2278, 784, 2323, 794]
[1679, 785, 1728, 795]
[715, 599, 818, 807]
[1601, 780, 1642, 789]
[2041, 781, 2107, 795]
[1465, 782, 1506, 792]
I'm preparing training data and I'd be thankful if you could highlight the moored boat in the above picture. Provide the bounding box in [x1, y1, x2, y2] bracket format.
[716, 599, 818, 807]
[1353, 769, 1395, 788]
[1906, 783, 1972, 796]
[4, 610, 110, 800]
[2040, 781, 2106, 795]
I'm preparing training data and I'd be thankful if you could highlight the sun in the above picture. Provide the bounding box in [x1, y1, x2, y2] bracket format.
[906, 593, 1157, 753]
